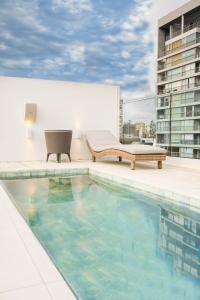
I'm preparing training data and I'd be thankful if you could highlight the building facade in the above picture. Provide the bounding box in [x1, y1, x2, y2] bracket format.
[156, 0, 200, 159]
[119, 99, 124, 139]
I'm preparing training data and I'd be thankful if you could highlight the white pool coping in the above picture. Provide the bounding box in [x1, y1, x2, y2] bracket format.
[0, 159, 200, 299]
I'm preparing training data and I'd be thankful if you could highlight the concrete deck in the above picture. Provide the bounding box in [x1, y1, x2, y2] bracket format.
[0, 158, 200, 299]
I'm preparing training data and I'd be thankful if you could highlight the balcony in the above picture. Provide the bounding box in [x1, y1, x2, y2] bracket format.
[159, 36, 200, 58]
[157, 109, 169, 120]
[158, 53, 200, 71]
[158, 67, 200, 83]
[171, 110, 200, 120]
[180, 140, 200, 145]
[184, 18, 200, 34]
[171, 126, 200, 132]
[158, 81, 200, 95]
[157, 126, 200, 133]
[162, 17, 200, 45]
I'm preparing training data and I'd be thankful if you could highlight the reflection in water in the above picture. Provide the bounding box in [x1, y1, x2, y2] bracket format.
[48, 177, 74, 203]
[28, 206, 40, 226]
[160, 207, 200, 279]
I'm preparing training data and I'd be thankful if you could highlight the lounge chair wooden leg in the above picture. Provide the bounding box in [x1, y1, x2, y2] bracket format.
[67, 153, 71, 162]
[131, 160, 135, 170]
[92, 155, 96, 162]
[158, 161, 162, 169]
[119, 156, 122, 162]
[46, 153, 50, 162]
[57, 153, 61, 163]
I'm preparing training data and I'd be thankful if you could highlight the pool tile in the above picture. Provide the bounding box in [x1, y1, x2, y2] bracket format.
[47, 281, 76, 300]
[0, 284, 52, 300]
[0, 227, 42, 292]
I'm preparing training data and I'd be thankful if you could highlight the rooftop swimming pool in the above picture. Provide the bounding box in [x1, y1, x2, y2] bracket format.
[2, 175, 200, 300]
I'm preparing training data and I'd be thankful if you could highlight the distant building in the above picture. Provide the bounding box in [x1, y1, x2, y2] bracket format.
[119, 99, 123, 139]
[157, 0, 200, 159]
[132, 122, 146, 137]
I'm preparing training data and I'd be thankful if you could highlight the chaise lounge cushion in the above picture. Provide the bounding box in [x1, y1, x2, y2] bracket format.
[86, 130, 166, 155]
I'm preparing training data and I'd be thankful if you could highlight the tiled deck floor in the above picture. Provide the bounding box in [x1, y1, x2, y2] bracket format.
[0, 158, 200, 299]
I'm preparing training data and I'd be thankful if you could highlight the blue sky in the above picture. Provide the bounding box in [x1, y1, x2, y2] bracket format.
[0, 0, 155, 102]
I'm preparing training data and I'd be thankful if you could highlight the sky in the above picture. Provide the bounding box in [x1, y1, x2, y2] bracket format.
[0, 0, 189, 122]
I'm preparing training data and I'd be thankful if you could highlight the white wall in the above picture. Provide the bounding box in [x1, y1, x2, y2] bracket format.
[0, 76, 120, 161]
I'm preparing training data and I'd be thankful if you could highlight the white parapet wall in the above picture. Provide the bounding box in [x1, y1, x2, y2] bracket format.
[0, 76, 120, 161]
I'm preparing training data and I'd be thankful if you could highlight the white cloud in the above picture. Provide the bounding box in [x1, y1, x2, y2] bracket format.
[52, 0, 92, 14]
[121, 0, 153, 32]
[103, 74, 147, 88]
[43, 57, 66, 70]
[104, 0, 154, 46]
[1, 59, 32, 68]
[0, 43, 8, 51]
[1, 1, 48, 33]
[104, 31, 137, 43]
[121, 51, 131, 59]
[64, 44, 86, 62]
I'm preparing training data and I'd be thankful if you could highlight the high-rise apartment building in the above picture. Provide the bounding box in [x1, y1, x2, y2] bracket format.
[156, 0, 200, 159]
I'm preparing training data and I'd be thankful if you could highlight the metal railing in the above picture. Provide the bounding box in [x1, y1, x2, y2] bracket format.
[158, 53, 200, 71]
[184, 19, 200, 33]
[172, 29, 182, 38]
[159, 36, 200, 58]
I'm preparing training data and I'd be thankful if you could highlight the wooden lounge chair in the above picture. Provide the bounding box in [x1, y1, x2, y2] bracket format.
[85, 130, 166, 170]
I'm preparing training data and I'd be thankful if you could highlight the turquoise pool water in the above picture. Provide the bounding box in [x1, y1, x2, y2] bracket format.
[3, 175, 200, 300]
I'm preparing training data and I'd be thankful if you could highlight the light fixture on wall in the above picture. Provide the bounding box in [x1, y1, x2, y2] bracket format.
[24, 103, 37, 139]
[74, 121, 82, 139]
[75, 129, 82, 139]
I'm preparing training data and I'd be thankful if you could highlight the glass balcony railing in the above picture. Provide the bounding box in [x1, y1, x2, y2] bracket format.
[158, 53, 200, 71]
[171, 126, 200, 131]
[159, 37, 200, 58]
[157, 140, 200, 145]
[171, 97, 200, 106]
[158, 82, 200, 95]
[158, 67, 200, 83]
[157, 128, 170, 132]
[171, 112, 200, 119]
[180, 140, 200, 145]
[157, 140, 169, 144]
[158, 112, 200, 120]
[157, 126, 200, 132]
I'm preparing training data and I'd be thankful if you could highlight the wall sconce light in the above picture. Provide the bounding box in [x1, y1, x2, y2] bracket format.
[25, 103, 37, 124]
[25, 103, 37, 139]
[76, 129, 82, 139]
[26, 125, 33, 139]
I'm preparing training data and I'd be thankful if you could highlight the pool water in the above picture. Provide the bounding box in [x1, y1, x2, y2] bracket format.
[3, 175, 200, 300]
